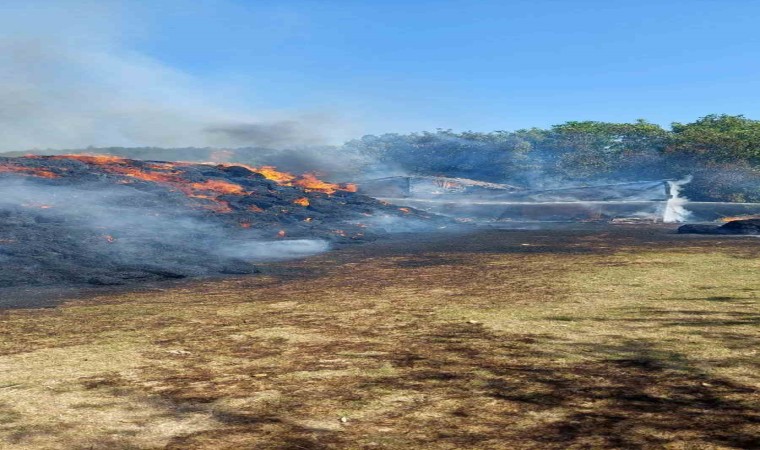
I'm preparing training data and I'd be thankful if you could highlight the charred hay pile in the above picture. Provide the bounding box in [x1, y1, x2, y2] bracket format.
[678, 219, 760, 235]
[0, 155, 441, 288]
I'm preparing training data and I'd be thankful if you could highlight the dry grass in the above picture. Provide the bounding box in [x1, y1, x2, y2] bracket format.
[0, 226, 759, 449]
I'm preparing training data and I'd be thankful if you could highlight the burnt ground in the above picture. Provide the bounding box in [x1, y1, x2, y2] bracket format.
[1, 224, 759, 449]
[0, 155, 444, 290]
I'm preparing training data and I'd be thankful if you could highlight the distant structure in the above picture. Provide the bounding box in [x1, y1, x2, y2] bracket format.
[358, 176, 523, 199]
[359, 176, 677, 222]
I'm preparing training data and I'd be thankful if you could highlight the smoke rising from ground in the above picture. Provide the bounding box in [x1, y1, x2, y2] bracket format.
[0, 176, 329, 287]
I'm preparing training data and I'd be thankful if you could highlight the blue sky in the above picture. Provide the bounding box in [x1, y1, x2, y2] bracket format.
[135, 0, 760, 130]
[2, 0, 759, 148]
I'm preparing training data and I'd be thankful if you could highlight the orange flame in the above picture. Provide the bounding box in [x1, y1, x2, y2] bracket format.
[71, 157, 245, 209]
[277, 230, 287, 238]
[5, 155, 359, 215]
[190, 179, 246, 195]
[293, 173, 341, 194]
[216, 163, 355, 195]
[0, 164, 59, 179]
[293, 197, 310, 207]
[54, 154, 128, 164]
[720, 215, 760, 222]
[253, 165, 297, 183]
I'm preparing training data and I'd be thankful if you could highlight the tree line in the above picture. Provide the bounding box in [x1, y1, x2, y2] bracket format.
[344, 114, 760, 202]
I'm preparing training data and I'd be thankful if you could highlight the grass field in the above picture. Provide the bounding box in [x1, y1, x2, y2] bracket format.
[1, 225, 759, 449]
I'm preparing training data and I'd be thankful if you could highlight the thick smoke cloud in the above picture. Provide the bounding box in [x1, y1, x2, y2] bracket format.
[0, 1, 347, 152]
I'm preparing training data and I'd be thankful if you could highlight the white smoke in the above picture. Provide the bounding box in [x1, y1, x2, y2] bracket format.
[0, 176, 331, 284]
[663, 176, 693, 223]
[218, 239, 329, 261]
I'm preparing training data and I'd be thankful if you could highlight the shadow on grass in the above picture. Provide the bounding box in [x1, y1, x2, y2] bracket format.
[358, 325, 760, 449]
[89, 316, 760, 448]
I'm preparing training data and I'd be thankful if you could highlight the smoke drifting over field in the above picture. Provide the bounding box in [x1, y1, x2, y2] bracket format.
[0, 176, 313, 287]
[0, 155, 443, 289]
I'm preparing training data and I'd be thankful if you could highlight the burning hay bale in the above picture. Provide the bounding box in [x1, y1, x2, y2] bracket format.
[0, 155, 442, 288]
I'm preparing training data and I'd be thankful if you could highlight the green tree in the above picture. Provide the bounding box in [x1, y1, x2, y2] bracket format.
[548, 119, 670, 180]
[669, 114, 760, 162]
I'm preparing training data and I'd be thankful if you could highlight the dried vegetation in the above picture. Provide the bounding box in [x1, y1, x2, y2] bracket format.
[1, 226, 759, 449]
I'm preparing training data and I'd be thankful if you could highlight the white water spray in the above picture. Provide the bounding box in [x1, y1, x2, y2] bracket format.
[663, 176, 693, 223]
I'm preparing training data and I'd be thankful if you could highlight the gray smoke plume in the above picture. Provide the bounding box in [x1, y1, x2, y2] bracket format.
[0, 1, 349, 152]
[205, 116, 337, 148]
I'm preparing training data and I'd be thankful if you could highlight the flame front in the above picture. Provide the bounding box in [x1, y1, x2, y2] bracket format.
[215, 163, 356, 195]
[720, 214, 760, 222]
[0, 163, 59, 179]
[191, 179, 246, 195]
[292, 173, 357, 195]
[53, 154, 128, 164]
[252, 165, 297, 183]
[2, 155, 361, 217]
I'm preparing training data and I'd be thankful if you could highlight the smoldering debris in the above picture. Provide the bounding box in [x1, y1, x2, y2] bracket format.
[678, 218, 760, 235]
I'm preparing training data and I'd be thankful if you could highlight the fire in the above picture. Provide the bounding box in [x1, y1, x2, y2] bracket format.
[253, 165, 296, 183]
[11, 155, 358, 196]
[398, 207, 411, 214]
[217, 163, 355, 195]
[293, 197, 310, 207]
[110, 167, 183, 183]
[53, 155, 188, 185]
[54, 154, 127, 164]
[240, 221, 252, 228]
[190, 179, 246, 195]
[0, 164, 59, 179]
[54, 155, 246, 210]
[3, 155, 360, 215]
[720, 214, 760, 222]
[293, 173, 343, 195]
[103, 235, 116, 243]
[277, 230, 286, 238]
